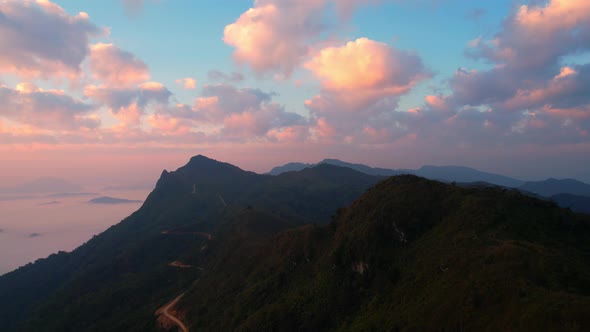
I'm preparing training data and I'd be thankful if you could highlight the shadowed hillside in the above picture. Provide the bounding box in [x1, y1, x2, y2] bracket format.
[0, 156, 381, 332]
[179, 176, 590, 331]
[2, 157, 589, 331]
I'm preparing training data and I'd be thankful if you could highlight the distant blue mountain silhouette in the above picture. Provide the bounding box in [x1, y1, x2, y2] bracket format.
[88, 196, 143, 204]
[268, 159, 590, 201]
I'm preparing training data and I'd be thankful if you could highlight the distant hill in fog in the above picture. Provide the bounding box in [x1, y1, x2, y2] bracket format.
[415, 165, 524, 187]
[269, 159, 522, 187]
[88, 196, 143, 204]
[519, 178, 590, 197]
[268, 160, 590, 214]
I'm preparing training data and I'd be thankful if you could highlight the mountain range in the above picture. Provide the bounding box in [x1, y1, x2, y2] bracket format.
[269, 159, 590, 213]
[0, 155, 589, 331]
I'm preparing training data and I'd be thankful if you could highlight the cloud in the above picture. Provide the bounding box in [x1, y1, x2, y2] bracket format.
[466, 0, 590, 70]
[197, 84, 276, 121]
[147, 113, 192, 134]
[89, 43, 150, 87]
[176, 77, 197, 90]
[207, 70, 244, 83]
[0, 83, 99, 130]
[220, 104, 304, 139]
[0, 0, 100, 81]
[428, 0, 590, 147]
[304, 38, 430, 142]
[223, 0, 380, 77]
[305, 38, 428, 95]
[84, 82, 172, 126]
[223, 1, 322, 77]
[155, 83, 308, 142]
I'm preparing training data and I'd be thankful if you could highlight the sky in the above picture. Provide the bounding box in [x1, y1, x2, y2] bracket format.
[1, 0, 590, 187]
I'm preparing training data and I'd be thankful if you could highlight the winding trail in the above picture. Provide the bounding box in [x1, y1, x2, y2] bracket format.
[168, 261, 193, 269]
[158, 229, 212, 331]
[157, 293, 188, 332]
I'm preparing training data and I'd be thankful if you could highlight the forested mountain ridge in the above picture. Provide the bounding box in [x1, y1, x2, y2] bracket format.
[1, 156, 589, 331]
[0, 155, 382, 331]
[180, 175, 590, 331]
[268, 159, 590, 214]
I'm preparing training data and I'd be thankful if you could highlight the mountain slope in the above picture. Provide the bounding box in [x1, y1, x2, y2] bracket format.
[269, 160, 590, 214]
[318, 158, 411, 176]
[552, 193, 590, 214]
[415, 165, 524, 187]
[0, 155, 382, 331]
[268, 159, 524, 187]
[519, 178, 590, 197]
[3, 157, 589, 331]
[266, 162, 312, 175]
[178, 176, 590, 331]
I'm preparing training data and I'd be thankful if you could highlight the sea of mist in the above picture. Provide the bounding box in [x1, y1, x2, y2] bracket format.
[0, 189, 149, 275]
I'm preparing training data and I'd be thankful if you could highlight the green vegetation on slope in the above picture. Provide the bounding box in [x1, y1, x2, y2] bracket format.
[2, 155, 589, 331]
[0, 156, 381, 331]
[180, 176, 590, 331]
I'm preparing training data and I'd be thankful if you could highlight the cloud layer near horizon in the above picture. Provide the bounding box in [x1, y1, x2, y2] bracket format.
[0, 0, 589, 181]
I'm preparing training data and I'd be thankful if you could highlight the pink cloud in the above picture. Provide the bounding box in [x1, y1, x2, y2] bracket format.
[425, 95, 449, 112]
[0, 83, 99, 130]
[147, 113, 191, 134]
[304, 38, 429, 142]
[84, 82, 171, 126]
[467, 0, 590, 70]
[223, 2, 321, 77]
[89, 43, 150, 87]
[111, 103, 143, 127]
[153, 83, 308, 141]
[502, 68, 578, 111]
[440, 0, 590, 149]
[306, 38, 428, 97]
[223, 0, 380, 77]
[176, 77, 197, 90]
[84, 82, 171, 108]
[311, 117, 337, 141]
[266, 125, 309, 143]
[544, 105, 590, 120]
[515, 0, 590, 33]
[220, 104, 304, 140]
[0, 0, 100, 81]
